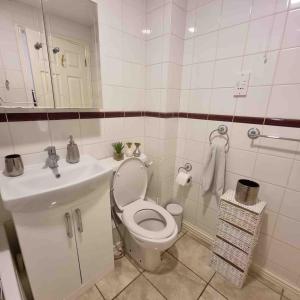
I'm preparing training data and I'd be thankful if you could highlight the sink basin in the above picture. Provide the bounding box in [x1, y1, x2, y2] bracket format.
[0, 155, 112, 212]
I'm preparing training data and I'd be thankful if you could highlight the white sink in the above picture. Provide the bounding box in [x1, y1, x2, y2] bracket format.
[0, 155, 112, 212]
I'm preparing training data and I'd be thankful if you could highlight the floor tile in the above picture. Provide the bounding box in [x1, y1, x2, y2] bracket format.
[199, 285, 226, 300]
[75, 286, 104, 300]
[210, 273, 281, 300]
[168, 233, 215, 282]
[115, 275, 165, 300]
[144, 252, 206, 300]
[96, 257, 139, 300]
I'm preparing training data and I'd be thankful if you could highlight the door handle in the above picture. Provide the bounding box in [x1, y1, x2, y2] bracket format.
[64, 212, 73, 238]
[75, 208, 83, 233]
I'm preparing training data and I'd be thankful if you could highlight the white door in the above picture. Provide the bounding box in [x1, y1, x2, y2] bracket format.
[13, 208, 81, 300]
[50, 36, 92, 108]
[72, 186, 114, 284]
[25, 28, 54, 107]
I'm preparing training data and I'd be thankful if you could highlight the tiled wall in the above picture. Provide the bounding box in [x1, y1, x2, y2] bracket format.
[175, 0, 300, 291]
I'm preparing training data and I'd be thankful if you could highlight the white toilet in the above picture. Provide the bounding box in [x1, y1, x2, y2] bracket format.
[111, 157, 178, 271]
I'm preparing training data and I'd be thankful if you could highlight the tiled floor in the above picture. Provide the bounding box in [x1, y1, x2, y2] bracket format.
[76, 231, 283, 300]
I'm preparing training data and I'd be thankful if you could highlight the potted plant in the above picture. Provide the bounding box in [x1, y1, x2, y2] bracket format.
[112, 142, 124, 161]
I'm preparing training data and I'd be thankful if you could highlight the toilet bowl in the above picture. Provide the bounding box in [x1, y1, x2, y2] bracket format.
[111, 157, 178, 271]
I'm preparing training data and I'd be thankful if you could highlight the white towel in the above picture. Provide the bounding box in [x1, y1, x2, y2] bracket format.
[200, 144, 226, 197]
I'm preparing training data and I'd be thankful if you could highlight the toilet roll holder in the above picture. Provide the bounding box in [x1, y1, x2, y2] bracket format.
[178, 163, 192, 173]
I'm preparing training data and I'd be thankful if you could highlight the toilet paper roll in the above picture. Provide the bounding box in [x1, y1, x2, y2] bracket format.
[176, 172, 192, 186]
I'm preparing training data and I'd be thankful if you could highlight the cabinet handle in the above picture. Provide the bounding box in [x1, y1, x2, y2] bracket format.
[75, 208, 83, 233]
[64, 212, 73, 238]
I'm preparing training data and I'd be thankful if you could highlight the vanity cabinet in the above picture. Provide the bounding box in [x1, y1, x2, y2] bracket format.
[13, 179, 114, 300]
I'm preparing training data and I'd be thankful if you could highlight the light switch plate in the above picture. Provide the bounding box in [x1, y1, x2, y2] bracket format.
[234, 72, 250, 97]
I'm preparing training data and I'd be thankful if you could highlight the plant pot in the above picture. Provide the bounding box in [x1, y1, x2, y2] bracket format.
[113, 152, 124, 161]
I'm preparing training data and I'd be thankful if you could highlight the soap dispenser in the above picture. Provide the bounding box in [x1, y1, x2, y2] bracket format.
[66, 135, 80, 163]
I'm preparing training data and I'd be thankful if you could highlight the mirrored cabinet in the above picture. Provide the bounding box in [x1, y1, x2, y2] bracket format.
[0, 0, 101, 109]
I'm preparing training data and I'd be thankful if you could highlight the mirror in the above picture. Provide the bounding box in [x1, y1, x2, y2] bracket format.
[0, 0, 101, 109]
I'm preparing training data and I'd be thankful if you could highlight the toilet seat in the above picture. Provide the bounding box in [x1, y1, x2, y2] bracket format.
[122, 199, 176, 240]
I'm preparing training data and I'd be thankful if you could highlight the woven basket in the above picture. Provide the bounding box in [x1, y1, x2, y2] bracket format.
[210, 254, 245, 288]
[213, 237, 248, 270]
[217, 220, 253, 253]
[219, 201, 260, 234]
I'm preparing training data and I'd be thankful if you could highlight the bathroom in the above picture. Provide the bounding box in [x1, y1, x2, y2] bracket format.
[0, 0, 299, 299]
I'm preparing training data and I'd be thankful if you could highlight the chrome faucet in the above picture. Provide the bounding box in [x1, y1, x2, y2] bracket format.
[45, 146, 60, 178]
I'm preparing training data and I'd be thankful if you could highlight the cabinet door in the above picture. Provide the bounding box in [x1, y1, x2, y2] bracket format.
[72, 186, 114, 284]
[13, 207, 81, 300]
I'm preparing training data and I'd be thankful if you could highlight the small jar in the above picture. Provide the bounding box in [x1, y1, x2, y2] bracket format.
[125, 142, 133, 157]
[133, 142, 141, 157]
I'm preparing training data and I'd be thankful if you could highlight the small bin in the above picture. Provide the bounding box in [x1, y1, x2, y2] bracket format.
[166, 203, 183, 232]
[235, 179, 260, 206]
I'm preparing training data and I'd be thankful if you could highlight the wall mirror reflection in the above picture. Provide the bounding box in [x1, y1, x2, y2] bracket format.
[0, 0, 101, 109]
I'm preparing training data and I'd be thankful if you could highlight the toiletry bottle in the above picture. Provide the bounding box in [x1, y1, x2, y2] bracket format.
[125, 142, 133, 157]
[66, 135, 80, 163]
[133, 142, 141, 157]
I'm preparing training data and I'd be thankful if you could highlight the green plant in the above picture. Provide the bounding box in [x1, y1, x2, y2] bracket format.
[112, 142, 124, 154]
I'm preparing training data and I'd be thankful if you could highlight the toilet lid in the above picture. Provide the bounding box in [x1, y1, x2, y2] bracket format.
[112, 157, 148, 211]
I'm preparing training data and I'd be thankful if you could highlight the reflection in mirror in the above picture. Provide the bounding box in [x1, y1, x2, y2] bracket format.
[42, 0, 101, 108]
[0, 0, 54, 108]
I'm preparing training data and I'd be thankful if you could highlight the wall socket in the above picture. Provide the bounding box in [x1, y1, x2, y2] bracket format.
[234, 72, 250, 97]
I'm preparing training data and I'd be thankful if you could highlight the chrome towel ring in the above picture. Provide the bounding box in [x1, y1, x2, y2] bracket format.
[209, 124, 229, 151]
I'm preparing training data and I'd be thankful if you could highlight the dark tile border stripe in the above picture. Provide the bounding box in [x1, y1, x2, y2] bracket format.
[0, 114, 7, 122]
[48, 112, 79, 120]
[6, 113, 48, 122]
[79, 112, 105, 119]
[265, 118, 300, 128]
[233, 116, 264, 125]
[2, 111, 300, 128]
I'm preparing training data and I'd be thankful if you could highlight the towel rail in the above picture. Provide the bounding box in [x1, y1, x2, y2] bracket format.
[209, 125, 229, 151]
[247, 128, 300, 142]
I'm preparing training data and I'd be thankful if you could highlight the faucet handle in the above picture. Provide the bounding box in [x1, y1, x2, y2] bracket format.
[45, 146, 57, 156]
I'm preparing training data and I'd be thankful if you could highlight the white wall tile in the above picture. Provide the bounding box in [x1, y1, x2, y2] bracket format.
[9, 121, 51, 154]
[195, 0, 222, 35]
[267, 84, 300, 119]
[287, 160, 300, 191]
[188, 89, 211, 113]
[220, 0, 252, 28]
[258, 181, 285, 212]
[80, 119, 103, 145]
[101, 57, 123, 86]
[243, 52, 279, 86]
[146, 6, 164, 39]
[280, 189, 300, 221]
[282, 8, 300, 48]
[194, 31, 218, 63]
[183, 38, 194, 65]
[185, 119, 208, 142]
[252, 0, 289, 19]
[217, 23, 248, 59]
[210, 88, 237, 115]
[226, 148, 257, 176]
[253, 154, 293, 186]
[246, 13, 286, 55]
[49, 120, 81, 149]
[99, 0, 122, 29]
[274, 47, 300, 84]
[0, 122, 14, 157]
[191, 61, 214, 88]
[268, 238, 300, 274]
[213, 57, 242, 87]
[235, 86, 271, 117]
[273, 215, 300, 248]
